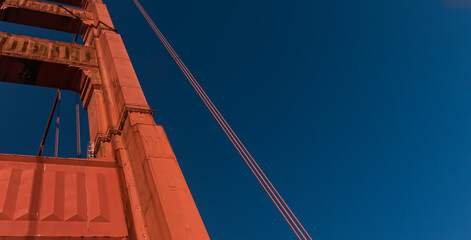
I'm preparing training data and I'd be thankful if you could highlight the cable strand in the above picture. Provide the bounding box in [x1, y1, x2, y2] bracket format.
[132, 0, 312, 238]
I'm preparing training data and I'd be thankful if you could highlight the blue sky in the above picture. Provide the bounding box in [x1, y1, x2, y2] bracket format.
[2, 0, 471, 239]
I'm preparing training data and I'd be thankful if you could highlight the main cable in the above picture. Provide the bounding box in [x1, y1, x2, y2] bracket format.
[132, 1, 312, 239]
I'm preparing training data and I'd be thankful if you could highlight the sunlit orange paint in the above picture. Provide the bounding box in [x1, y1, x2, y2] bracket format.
[0, 0, 210, 239]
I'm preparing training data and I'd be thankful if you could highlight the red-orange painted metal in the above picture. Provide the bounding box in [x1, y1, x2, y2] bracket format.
[0, 0, 93, 35]
[0, 32, 99, 93]
[0, 154, 127, 238]
[45, 0, 87, 8]
[0, 0, 210, 239]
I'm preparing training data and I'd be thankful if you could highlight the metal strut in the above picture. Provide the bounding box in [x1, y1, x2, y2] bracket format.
[37, 89, 61, 156]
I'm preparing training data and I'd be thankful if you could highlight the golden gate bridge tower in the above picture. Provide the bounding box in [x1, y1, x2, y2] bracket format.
[0, 0, 210, 239]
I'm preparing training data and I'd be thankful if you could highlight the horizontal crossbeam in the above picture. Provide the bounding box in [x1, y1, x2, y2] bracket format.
[40, 0, 86, 8]
[0, 32, 100, 94]
[0, 0, 93, 34]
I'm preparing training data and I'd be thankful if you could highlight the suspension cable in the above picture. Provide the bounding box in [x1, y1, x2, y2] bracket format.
[132, 1, 312, 239]
[73, 34, 81, 158]
[37, 89, 61, 156]
[72, 33, 82, 158]
[76, 93, 81, 158]
[54, 90, 61, 158]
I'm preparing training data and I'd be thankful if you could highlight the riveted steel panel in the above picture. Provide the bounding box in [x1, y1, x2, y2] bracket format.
[0, 32, 98, 68]
[0, 32, 101, 95]
[0, 154, 128, 239]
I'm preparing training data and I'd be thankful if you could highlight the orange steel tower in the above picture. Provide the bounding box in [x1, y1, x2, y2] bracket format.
[0, 0, 210, 239]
